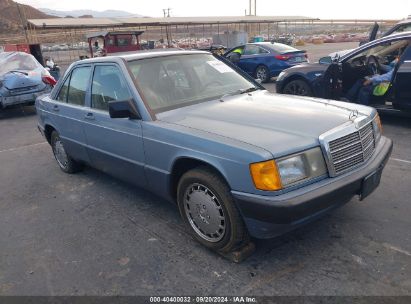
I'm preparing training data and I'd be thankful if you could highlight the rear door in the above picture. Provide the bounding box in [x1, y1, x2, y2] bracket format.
[49, 66, 91, 163]
[240, 44, 270, 75]
[82, 63, 146, 187]
[393, 42, 411, 111]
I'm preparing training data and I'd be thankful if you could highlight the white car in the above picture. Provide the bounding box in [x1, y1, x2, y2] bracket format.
[328, 18, 411, 60]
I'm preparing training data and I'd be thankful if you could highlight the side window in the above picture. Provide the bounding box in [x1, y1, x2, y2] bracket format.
[258, 47, 270, 54]
[91, 65, 132, 111]
[243, 45, 260, 55]
[56, 75, 70, 102]
[67, 67, 91, 106]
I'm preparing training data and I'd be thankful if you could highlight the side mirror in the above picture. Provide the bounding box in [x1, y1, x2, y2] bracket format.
[319, 56, 333, 64]
[228, 52, 241, 63]
[109, 99, 141, 119]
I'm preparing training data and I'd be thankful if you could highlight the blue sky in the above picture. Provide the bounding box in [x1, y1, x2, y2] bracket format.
[17, 0, 411, 19]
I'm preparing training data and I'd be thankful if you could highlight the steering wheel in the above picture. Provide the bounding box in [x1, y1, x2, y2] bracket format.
[366, 55, 380, 75]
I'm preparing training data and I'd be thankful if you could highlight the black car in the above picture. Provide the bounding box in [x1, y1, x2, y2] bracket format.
[276, 32, 411, 114]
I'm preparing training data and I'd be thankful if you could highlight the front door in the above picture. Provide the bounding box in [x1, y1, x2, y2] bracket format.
[393, 43, 411, 111]
[82, 64, 146, 187]
[322, 63, 343, 100]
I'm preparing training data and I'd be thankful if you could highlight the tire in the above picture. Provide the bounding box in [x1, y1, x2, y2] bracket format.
[283, 79, 313, 96]
[50, 131, 83, 174]
[255, 65, 270, 83]
[177, 166, 249, 253]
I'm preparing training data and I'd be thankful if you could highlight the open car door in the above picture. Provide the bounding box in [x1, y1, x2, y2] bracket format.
[359, 23, 379, 46]
[322, 62, 343, 100]
[392, 41, 411, 111]
[369, 23, 380, 43]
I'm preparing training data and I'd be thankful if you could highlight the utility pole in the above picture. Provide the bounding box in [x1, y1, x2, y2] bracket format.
[247, 0, 257, 16]
[16, 3, 29, 43]
[163, 8, 171, 17]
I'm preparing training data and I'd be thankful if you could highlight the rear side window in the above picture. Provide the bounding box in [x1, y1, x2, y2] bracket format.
[267, 43, 299, 53]
[67, 67, 91, 106]
[243, 45, 270, 55]
[56, 76, 70, 102]
[91, 65, 131, 111]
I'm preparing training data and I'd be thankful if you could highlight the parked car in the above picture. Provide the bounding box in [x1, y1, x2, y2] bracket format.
[224, 42, 308, 82]
[276, 32, 411, 114]
[36, 50, 392, 257]
[0, 52, 56, 109]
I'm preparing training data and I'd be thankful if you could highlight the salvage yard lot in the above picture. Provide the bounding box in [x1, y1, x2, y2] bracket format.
[1, 50, 411, 295]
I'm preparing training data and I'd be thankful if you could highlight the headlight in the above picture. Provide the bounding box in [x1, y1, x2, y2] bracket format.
[277, 71, 286, 81]
[250, 147, 327, 191]
[277, 155, 307, 185]
[372, 113, 382, 143]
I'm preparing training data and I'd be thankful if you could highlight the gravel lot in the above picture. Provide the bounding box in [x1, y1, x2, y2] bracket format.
[0, 42, 410, 296]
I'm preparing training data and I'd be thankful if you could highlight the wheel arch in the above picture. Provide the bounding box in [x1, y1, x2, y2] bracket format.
[44, 124, 57, 144]
[169, 156, 231, 202]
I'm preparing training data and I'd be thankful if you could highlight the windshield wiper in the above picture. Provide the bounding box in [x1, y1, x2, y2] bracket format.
[219, 87, 259, 102]
[239, 87, 259, 94]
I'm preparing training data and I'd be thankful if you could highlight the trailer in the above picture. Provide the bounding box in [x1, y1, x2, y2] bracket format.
[86, 31, 145, 58]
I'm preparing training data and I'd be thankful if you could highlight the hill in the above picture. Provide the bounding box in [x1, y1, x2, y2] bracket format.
[0, 0, 53, 34]
[39, 8, 143, 18]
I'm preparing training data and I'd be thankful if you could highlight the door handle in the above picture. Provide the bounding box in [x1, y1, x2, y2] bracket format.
[52, 104, 59, 112]
[84, 112, 95, 120]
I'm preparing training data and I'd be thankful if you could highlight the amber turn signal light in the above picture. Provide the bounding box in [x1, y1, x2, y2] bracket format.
[250, 160, 283, 191]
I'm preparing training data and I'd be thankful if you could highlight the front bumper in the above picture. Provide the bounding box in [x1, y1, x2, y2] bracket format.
[232, 136, 393, 239]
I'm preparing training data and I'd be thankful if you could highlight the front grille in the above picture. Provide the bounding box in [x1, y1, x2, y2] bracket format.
[328, 122, 375, 175]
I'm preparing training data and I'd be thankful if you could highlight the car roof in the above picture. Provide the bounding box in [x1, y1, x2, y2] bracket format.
[78, 49, 210, 64]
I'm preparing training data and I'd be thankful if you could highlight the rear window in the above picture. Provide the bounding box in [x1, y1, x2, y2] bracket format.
[265, 43, 300, 54]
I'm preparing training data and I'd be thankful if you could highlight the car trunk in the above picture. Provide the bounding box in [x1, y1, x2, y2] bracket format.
[277, 51, 308, 64]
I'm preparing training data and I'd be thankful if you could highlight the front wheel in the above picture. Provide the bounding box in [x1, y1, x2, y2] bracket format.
[51, 131, 83, 174]
[283, 79, 313, 96]
[177, 167, 249, 253]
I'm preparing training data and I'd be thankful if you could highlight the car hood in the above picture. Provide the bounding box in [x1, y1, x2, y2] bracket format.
[329, 49, 354, 59]
[283, 62, 329, 74]
[157, 90, 373, 157]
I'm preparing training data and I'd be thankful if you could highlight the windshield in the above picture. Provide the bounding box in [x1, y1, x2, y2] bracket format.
[128, 53, 258, 112]
[0, 52, 43, 76]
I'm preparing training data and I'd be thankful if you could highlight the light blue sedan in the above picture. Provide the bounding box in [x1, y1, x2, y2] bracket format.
[36, 50, 392, 257]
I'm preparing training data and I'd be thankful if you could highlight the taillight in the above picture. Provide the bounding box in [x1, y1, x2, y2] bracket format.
[304, 53, 308, 59]
[275, 54, 292, 61]
[42, 75, 57, 86]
